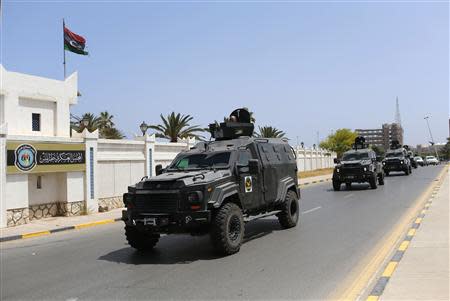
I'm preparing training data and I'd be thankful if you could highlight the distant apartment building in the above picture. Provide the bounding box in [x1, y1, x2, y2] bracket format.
[356, 123, 404, 150]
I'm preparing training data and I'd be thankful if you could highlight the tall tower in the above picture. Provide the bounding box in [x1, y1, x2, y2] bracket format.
[395, 97, 402, 126]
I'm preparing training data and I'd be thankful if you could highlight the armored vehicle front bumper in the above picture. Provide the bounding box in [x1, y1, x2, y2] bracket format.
[333, 165, 373, 183]
[383, 160, 407, 172]
[122, 209, 211, 233]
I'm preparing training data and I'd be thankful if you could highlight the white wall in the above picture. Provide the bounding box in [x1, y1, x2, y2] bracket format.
[28, 173, 66, 206]
[6, 174, 28, 210]
[17, 98, 56, 136]
[0, 95, 4, 125]
[66, 171, 84, 203]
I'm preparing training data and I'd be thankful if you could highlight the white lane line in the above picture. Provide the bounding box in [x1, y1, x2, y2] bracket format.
[344, 193, 354, 199]
[302, 206, 322, 214]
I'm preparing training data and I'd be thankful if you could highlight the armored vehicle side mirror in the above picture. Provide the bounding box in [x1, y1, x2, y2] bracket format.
[155, 164, 163, 176]
[248, 159, 260, 174]
[334, 158, 340, 164]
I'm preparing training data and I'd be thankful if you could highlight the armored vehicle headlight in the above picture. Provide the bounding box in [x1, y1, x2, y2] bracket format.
[187, 191, 203, 203]
[336, 168, 340, 173]
[363, 167, 367, 171]
[400, 160, 404, 164]
[382, 162, 386, 165]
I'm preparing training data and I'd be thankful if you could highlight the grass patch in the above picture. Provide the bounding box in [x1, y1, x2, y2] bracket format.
[299, 168, 334, 179]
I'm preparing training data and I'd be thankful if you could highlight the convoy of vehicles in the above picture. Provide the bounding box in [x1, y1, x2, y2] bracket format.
[121, 109, 437, 256]
[122, 109, 300, 255]
[332, 137, 384, 190]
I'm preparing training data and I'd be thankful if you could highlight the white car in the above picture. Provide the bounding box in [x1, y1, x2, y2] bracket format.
[414, 156, 424, 166]
[425, 156, 439, 165]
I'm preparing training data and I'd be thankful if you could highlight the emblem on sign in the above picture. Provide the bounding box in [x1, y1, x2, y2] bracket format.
[15, 144, 37, 172]
[244, 176, 253, 193]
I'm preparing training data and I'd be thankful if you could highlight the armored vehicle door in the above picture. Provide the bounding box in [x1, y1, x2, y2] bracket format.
[256, 143, 279, 203]
[236, 149, 264, 210]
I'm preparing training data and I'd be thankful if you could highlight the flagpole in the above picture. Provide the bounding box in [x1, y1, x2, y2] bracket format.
[63, 18, 66, 79]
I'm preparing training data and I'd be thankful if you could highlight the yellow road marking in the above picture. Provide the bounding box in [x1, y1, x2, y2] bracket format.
[74, 219, 114, 229]
[415, 217, 423, 224]
[382, 261, 398, 277]
[22, 231, 51, 239]
[407, 229, 416, 236]
[329, 166, 448, 301]
[366, 296, 379, 301]
[398, 241, 410, 251]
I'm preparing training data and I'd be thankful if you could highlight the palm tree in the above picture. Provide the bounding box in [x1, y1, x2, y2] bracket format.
[254, 126, 285, 138]
[149, 112, 204, 142]
[101, 127, 125, 139]
[97, 111, 115, 130]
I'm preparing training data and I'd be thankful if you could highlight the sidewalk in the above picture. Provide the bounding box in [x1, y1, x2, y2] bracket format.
[379, 170, 449, 300]
[0, 208, 123, 242]
[298, 173, 332, 186]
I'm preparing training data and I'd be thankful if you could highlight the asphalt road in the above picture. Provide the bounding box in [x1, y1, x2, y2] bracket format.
[1, 166, 444, 300]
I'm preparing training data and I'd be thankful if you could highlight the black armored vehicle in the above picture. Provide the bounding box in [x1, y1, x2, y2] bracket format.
[332, 137, 385, 190]
[122, 109, 300, 255]
[383, 141, 412, 176]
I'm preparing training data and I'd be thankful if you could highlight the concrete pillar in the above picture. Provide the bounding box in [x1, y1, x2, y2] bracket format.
[144, 134, 156, 177]
[83, 129, 99, 214]
[0, 123, 7, 227]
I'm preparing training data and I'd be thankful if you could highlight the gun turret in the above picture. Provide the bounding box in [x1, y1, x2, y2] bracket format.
[209, 108, 254, 140]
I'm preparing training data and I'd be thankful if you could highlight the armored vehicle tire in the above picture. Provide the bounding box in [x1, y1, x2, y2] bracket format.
[278, 190, 300, 229]
[210, 203, 244, 255]
[333, 180, 341, 191]
[378, 173, 385, 185]
[345, 183, 352, 190]
[369, 174, 378, 189]
[125, 226, 160, 251]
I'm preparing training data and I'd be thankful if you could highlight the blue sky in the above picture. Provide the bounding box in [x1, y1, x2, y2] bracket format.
[2, 1, 449, 146]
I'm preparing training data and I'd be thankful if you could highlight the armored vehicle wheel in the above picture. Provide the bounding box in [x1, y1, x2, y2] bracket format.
[125, 226, 160, 251]
[332, 180, 341, 191]
[210, 203, 244, 255]
[278, 190, 299, 229]
[378, 173, 385, 185]
[369, 174, 378, 189]
[345, 183, 352, 190]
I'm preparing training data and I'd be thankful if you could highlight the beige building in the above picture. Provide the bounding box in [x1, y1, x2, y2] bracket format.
[356, 123, 404, 151]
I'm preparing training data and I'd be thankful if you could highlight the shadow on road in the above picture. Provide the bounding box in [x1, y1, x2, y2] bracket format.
[98, 218, 282, 265]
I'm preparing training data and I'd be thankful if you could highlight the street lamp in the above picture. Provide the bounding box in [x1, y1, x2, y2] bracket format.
[80, 117, 89, 132]
[300, 142, 304, 148]
[313, 144, 316, 150]
[140, 121, 149, 136]
[424, 116, 439, 159]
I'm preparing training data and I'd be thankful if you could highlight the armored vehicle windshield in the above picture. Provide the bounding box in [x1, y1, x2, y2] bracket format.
[341, 151, 370, 161]
[167, 151, 232, 171]
[386, 150, 404, 158]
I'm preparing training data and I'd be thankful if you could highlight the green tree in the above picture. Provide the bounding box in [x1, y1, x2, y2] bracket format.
[319, 129, 358, 158]
[101, 127, 125, 139]
[149, 112, 204, 142]
[254, 126, 285, 138]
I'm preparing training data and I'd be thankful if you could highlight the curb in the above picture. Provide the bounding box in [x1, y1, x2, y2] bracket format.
[299, 177, 332, 187]
[364, 169, 447, 301]
[0, 217, 122, 243]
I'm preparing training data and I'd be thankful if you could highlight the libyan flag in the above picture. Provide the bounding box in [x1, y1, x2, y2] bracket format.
[64, 26, 88, 55]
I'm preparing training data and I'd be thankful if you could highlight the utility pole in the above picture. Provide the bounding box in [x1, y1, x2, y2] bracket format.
[424, 116, 439, 159]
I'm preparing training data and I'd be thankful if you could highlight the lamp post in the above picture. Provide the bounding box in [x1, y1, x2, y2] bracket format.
[300, 142, 304, 148]
[140, 121, 149, 136]
[424, 116, 439, 159]
[80, 117, 89, 132]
